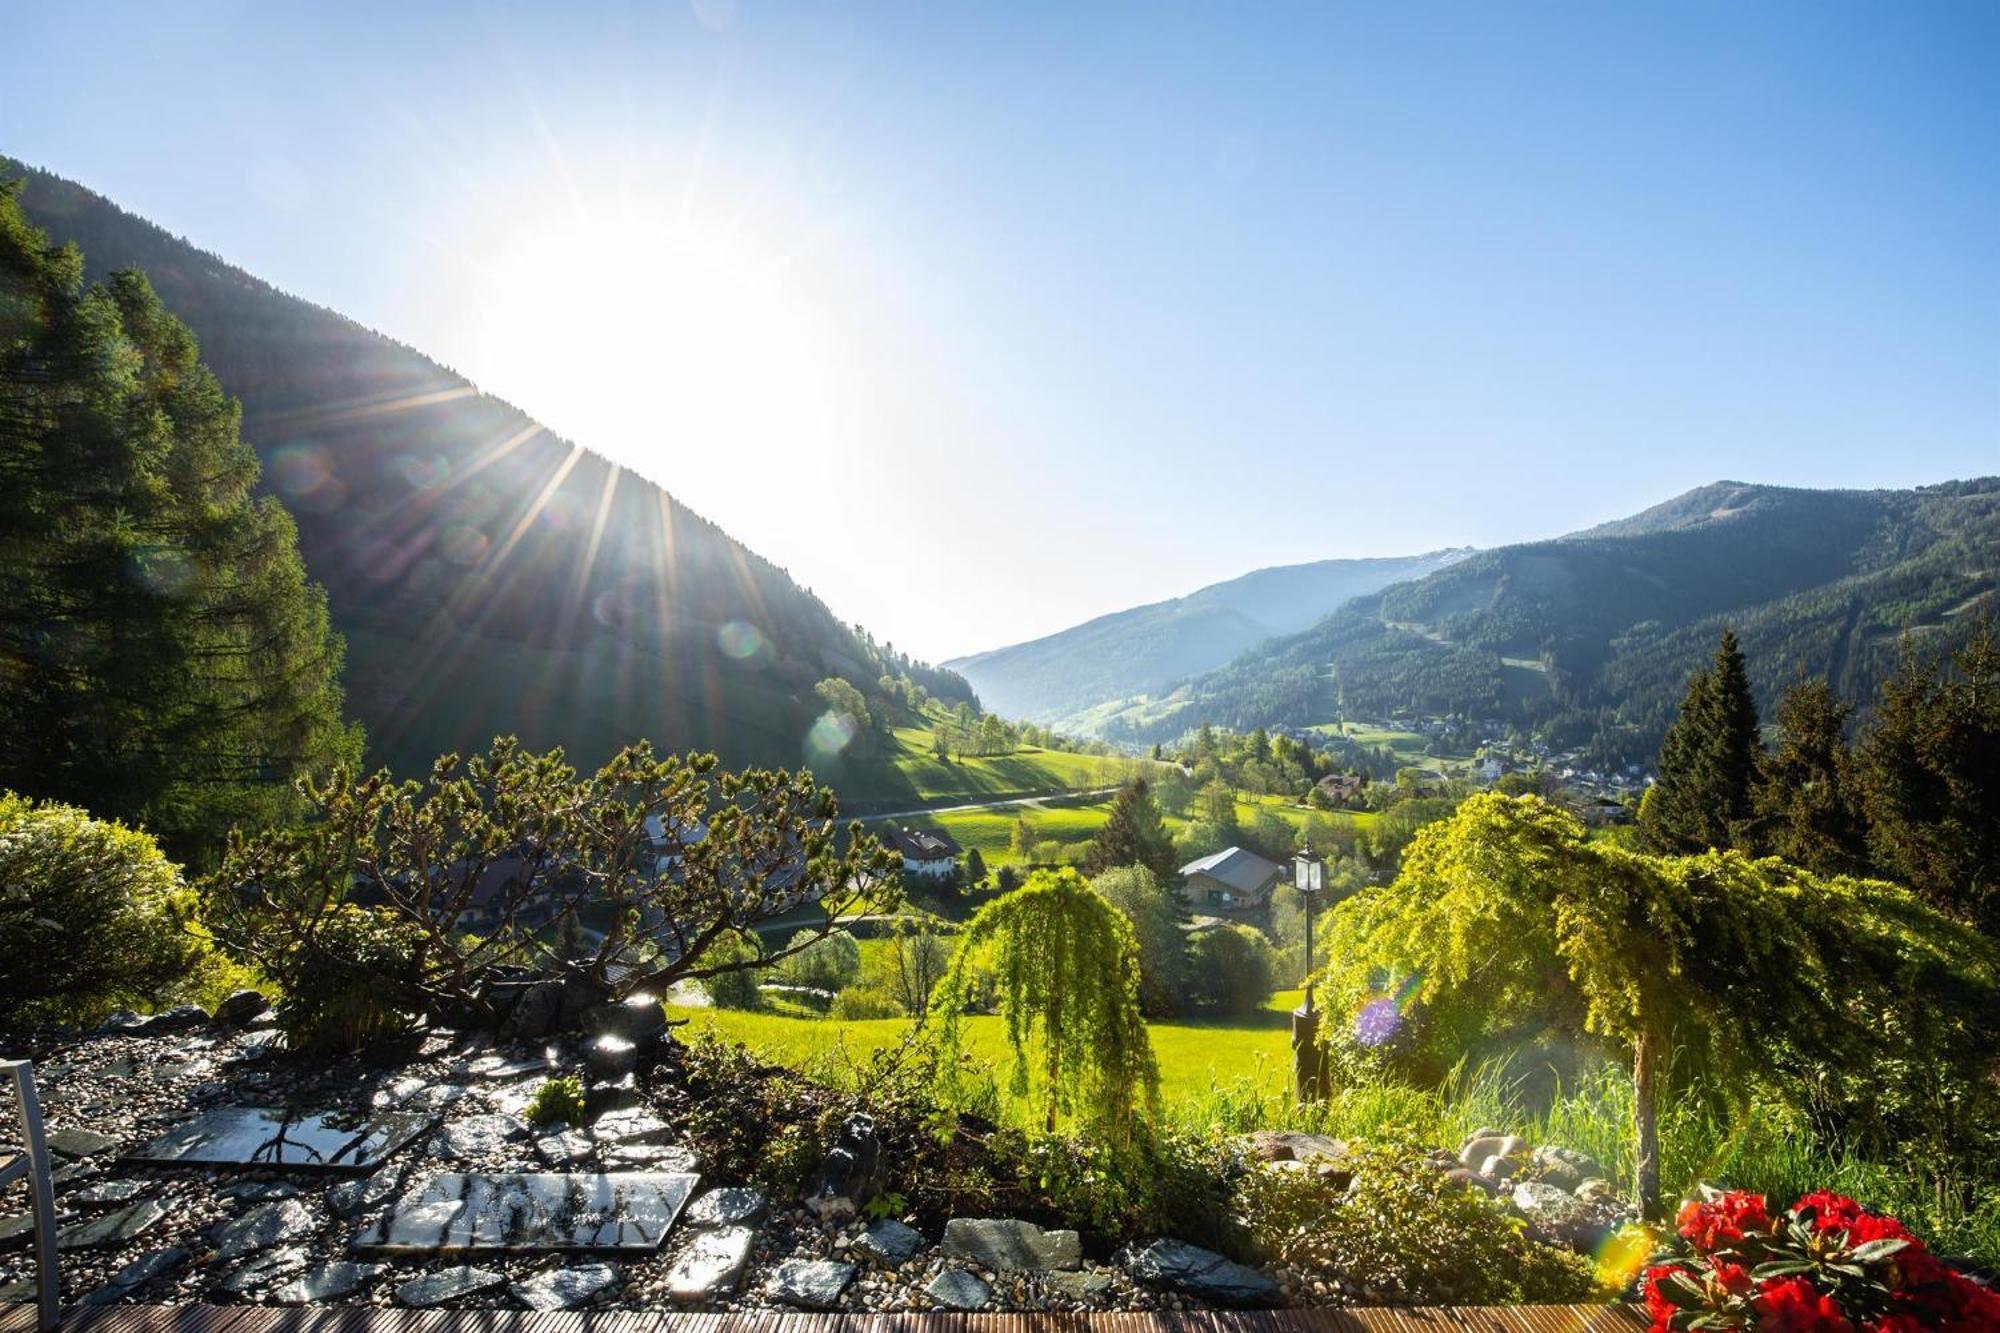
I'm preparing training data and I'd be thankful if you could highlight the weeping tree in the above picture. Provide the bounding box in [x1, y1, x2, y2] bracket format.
[930, 867, 1158, 1138]
[1316, 793, 2000, 1217]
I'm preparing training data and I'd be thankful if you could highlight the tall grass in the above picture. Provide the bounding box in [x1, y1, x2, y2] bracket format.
[1164, 1054, 2000, 1269]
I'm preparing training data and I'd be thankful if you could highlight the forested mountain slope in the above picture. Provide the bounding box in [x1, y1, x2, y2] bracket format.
[7, 159, 973, 781]
[946, 549, 1468, 726]
[1095, 479, 2000, 766]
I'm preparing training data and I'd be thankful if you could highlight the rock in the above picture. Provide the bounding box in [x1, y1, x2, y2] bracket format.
[765, 1258, 856, 1309]
[431, 1113, 529, 1160]
[683, 1187, 768, 1229]
[855, 1218, 924, 1266]
[1512, 1181, 1604, 1251]
[130, 1004, 210, 1035]
[212, 989, 271, 1028]
[328, 1166, 403, 1219]
[269, 1261, 385, 1304]
[1444, 1167, 1499, 1195]
[1119, 1238, 1282, 1309]
[0, 1214, 35, 1247]
[93, 1011, 146, 1035]
[70, 1178, 149, 1206]
[589, 1108, 672, 1145]
[219, 1182, 302, 1205]
[942, 1217, 1083, 1272]
[216, 1246, 308, 1295]
[1238, 1130, 1349, 1164]
[585, 1035, 640, 1083]
[1576, 1177, 1620, 1205]
[210, 1198, 318, 1260]
[1046, 1270, 1116, 1303]
[1458, 1133, 1527, 1169]
[510, 1262, 621, 1310]
[927, 1268, 992, 1310]
[588, 993, 668, 1042]
[57, 1198, 168, 1251]
[665, 1225, 756, 1302]
[129, 1104, 434, 1172]
[534, 1129, 594, 1167]
[356, 1171, 696, 1252]
[803, 1113, 882, 1221]
[1480, 1152, 1527, 1180]
[1533, 1144, 1603, 1190]
[395, 1266, 506, 1307]
[586, 1076, 640, 1114]
[45, 1127, 121, 1158]
[109, 1246, 190, 1289]
[502, 980, 566, 1040]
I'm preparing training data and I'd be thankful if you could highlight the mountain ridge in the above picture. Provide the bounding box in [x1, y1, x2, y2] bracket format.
[945, 548, 1471, 726]
[6, 157, 976, 782]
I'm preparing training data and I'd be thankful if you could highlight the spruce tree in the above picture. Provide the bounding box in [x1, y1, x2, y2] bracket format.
[1083, 776, 1178, 882]
[1641, 629, 1760, 853]
[1753, 674, 1868, 875]
[0, 183, 359, 861]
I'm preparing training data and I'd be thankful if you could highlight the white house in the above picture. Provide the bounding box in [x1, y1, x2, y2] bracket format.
[891, 828, 962, 881]
[1178, 846, 1281, 910]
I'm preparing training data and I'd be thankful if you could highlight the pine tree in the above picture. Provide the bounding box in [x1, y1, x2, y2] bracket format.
[0, 183, 359, 861]
[1753, 674, 1868, 875]
[1641, 629, 1760, 854]
[1083, 777, 1178, 882]
[1855, 622, 2000, 935]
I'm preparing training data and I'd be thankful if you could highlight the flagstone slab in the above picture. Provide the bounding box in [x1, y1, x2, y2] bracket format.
[354, 1171, 698, 1254]
[125, 1106, 435, 1174]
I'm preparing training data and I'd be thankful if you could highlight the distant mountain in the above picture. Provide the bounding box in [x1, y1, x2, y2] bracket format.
[946, 550, 1470, 726]
[1091, 479, 2000, 765]
[7, 159, 975, 781]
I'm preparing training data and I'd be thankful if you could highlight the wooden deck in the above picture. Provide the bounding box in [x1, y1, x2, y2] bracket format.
[0, 1305, 1649, 1333]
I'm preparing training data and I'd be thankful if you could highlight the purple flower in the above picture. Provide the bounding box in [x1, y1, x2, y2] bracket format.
[1353, 997, 1402, 1047]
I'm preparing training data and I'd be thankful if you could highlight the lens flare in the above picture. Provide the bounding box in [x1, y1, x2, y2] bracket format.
[804, 709, 858, 763]
[438, 524, 491, 566]
[1350, 973, 1424, 1047]
[1593, 1222, 1660, 1296]
[129, 546, 194, 597]
[716, 620, 770, 663]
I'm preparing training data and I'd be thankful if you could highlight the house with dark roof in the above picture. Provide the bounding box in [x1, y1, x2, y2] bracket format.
[891, 827, 962, 881]
[1178, 846, 1281, 910]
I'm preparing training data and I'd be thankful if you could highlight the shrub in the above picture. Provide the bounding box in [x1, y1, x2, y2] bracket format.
[272, 903, 422, 1055]
[1187, 923, 1278, 1017]
[776, 928, 861, 992]
[1236, 1136, 1597, 1305]
[525, 1075, 587, 1128]
[703, 932, 766, 1010]
[0, 793, 203, 1027]
[831, 985, 902, 1019]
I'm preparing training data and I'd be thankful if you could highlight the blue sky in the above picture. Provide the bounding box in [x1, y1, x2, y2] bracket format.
[7, 2, 1997, 661]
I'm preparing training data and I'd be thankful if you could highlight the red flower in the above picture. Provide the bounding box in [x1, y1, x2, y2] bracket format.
[1755, 1277, 1855, 1333]
[1644, 1265, 1691, 1331]
[1864, 1315, 1924, 1333]
[1795, 1191, 1867, 1235]
[1939, 1273, 2000, 1331]
[1679, 1191, 1776, 1250]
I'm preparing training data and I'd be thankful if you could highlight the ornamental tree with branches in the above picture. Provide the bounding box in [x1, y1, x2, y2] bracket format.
[1316, 793, 2000, 1217]
[203, 736, 898, 1042]
[930, 867, 1158, 1138]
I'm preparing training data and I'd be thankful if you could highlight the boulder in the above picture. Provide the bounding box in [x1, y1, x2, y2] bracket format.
[927, 1268, 993, 1310]
[941, 1217, 1083, 1272]
[1045, 1270, 1117, 1303]
[1576, 1177, 1620, 1205]
[855, 1218, 924, 1266]
[510, 1262, 621, 1310]
[130, 1004, 210, 1035]
[765, 1258, 856, 1310]
[1532, 1144, 1603, 1191]
[1512, 1181, 1604, 1251]
[211, 989, 271, 1028]
[1458, 1133, 1527, 1169]
[803, 1113, 882, 1221]
[1480, 1152, 1527, 1181]
[588, 993, 668, 1042]
[1444, 1167, 1499, 1195]
[501, 980, 566, 1040]
[1238, 1130, 1349, 1164]
[396, 1265, 506, 1307]
[665, 1225, 756, 1303]
[586, 1075, 640, 1114]
[584, 1035, 640, 1083]
[1119, 1238, 1282, 1308]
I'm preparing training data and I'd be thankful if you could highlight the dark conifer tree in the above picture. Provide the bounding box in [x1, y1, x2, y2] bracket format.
[1855, 622, 2000, 935]
[0, 183, 360, 862]
[1084, 777, 1179, 883]
[1752, 674, 1868, 875]
[1640, 629, 1760, 853]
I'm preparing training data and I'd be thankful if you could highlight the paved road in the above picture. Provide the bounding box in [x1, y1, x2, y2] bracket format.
[858, 787, 1119, 822]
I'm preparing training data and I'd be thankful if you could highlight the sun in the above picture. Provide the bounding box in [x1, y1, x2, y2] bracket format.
[468, 214, 837, 497]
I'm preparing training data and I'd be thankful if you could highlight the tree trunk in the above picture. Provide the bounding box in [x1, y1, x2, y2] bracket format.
[1633, 1028, 1661, 1219]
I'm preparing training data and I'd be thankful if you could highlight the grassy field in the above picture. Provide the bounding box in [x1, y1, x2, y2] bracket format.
[669, 1000, 1297, 1115]
[831, 724, 1140, 813]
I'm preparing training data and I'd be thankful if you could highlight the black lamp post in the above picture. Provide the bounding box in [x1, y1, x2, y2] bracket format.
[1290, 839, 1328, 1102]
[1294, 840, 1325, 1010]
